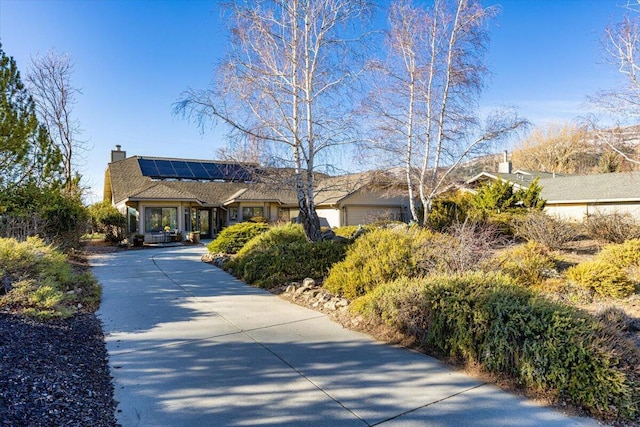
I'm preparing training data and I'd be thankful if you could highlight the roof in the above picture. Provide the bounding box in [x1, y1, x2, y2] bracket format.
[106, 156, 248, 205]
[466, 170, 559, 189]
[464, 166, 640, 204]
[105, 156, 404, 207]
[539, 171, 640, 204]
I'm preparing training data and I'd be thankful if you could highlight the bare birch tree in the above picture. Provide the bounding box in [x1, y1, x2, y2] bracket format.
[588, 0, 640, 166]
[176, 0, 371, 242]
[27, 50, 85, 192]
[363, 0, 526, 224]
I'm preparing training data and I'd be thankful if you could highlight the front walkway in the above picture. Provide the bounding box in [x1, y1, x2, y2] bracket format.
[93, 245, 598, 427]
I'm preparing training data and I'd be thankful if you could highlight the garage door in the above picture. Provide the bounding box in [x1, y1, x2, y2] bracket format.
[345, 206, 402, 226]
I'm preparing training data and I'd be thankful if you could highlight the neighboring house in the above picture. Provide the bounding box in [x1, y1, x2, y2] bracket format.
[103, 146, 410, 240]
[464, 152, 640, 221]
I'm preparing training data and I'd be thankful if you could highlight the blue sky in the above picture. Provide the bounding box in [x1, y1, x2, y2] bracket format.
[0, 0, 630, 203]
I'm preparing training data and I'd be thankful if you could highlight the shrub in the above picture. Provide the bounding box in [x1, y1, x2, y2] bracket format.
[426, 191, 473, 231]
[235, 240, 347, 288]
[511, 211, 579, 250]
[324, 226, 433, 299]
[234, 223, 305, 258]
[0, 237, 101, 318]
[332, 225, 361, 239]
[488, 242, 557, 287]
[565, 239, 640, 299]
[354, 272, 640, 422]
[584, 211, 640, 244]
[567, 260, 635, 299]
[598, 238, 640, 269]
[440, 220, 504, 273]
[87, 201, 126, 243]
[485, 211, 526, 236]
[207, 222, 270, 254]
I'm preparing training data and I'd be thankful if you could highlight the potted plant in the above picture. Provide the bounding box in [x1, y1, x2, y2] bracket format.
[187, 231, 200, 243]
[132, 233, 145, 247]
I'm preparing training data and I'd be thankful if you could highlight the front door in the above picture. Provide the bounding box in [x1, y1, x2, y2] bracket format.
[199, 209, 210, 239]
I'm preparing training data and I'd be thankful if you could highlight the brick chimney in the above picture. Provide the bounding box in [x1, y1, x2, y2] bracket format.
[111, 145, 126, 163]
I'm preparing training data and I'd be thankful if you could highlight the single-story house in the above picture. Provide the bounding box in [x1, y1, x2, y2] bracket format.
[465, 154, 640, 221]
[103, 146, 410, 240]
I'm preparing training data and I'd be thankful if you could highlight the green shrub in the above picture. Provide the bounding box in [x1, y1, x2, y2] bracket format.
[0, 237, 101, 318]
[235, 223, 306, 258]
[87, 201, 126, 243]
[324, 226, 433, 299]
[488, 242, 557, 287]
[235, 240, 347, 288]
[207, 222, 270, 254]
[354, 272, 640, 422]
[426, 191, 473, 231]
[567, 260, 635, 299]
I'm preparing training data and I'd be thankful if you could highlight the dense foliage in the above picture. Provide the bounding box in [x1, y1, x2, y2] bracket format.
[0, 237, 101, 319]
[567, 239, 640, 298]
[353, 273, 640, 421]
[87, 201, 126, 242]
[225, 224, 346, 288]
[486, 241, 557, 287]
[207, 221, 270, 254]
[0, 45, 86, 249]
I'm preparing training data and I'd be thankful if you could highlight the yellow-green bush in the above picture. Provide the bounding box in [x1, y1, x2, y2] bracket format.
[598, 238, 640, 269]
[324, 226, 437, 299]
[567, 260, 635, 299]
[235, 223, 306, 258]
[354, 272, 640, 422]
[207, 222, 270, 254]
[566, 239, 640, 299]
[487, 242, 557, 287]
[0, 237, 101, 319]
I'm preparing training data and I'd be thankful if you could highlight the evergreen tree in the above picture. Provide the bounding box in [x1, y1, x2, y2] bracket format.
[0, 43, 61, 193]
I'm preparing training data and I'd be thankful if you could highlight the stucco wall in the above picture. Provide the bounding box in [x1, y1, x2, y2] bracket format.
[545, 202, 640, 221]
[315, 208, 341, 228]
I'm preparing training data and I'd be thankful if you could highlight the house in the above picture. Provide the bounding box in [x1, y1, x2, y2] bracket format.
[103, 146, 410, 240]
[465, 151, 640, 221]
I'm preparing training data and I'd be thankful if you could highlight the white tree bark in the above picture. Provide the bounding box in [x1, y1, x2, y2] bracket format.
[176, 0, 371, 241]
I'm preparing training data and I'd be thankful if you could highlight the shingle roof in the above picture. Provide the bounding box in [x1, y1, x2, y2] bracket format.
[106, 156, 249, 205]
[539, 171, 640, 203]
[105, 156, 390, 206]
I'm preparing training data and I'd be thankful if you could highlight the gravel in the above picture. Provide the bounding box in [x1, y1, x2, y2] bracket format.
[0, 313, 116, 427]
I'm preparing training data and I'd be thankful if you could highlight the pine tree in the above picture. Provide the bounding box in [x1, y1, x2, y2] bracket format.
[0, 43, 61, 192]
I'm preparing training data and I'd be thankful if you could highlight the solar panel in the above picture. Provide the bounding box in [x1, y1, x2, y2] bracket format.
[155, 160, 177, 177]
[138, 159, 159, 177]
[171, 161, 195, 179]
[138, 158, 255, 181]
[187, 162, 209, 179]
[203, 163, 223, 180]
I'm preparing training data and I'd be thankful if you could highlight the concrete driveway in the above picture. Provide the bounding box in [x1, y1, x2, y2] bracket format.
[93, 245, 598, 427]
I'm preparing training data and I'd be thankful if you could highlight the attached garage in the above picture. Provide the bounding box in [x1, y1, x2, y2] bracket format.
[343, 206, 403, 226]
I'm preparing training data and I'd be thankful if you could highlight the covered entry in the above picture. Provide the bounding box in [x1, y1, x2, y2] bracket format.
[187, 207, 220, 239]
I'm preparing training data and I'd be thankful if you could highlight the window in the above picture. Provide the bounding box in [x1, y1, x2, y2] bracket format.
[278, 208, 290, 221]
[242, 207, 264, 220]
[229, 207, 238, 221]
[145, 207, 177, 232]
